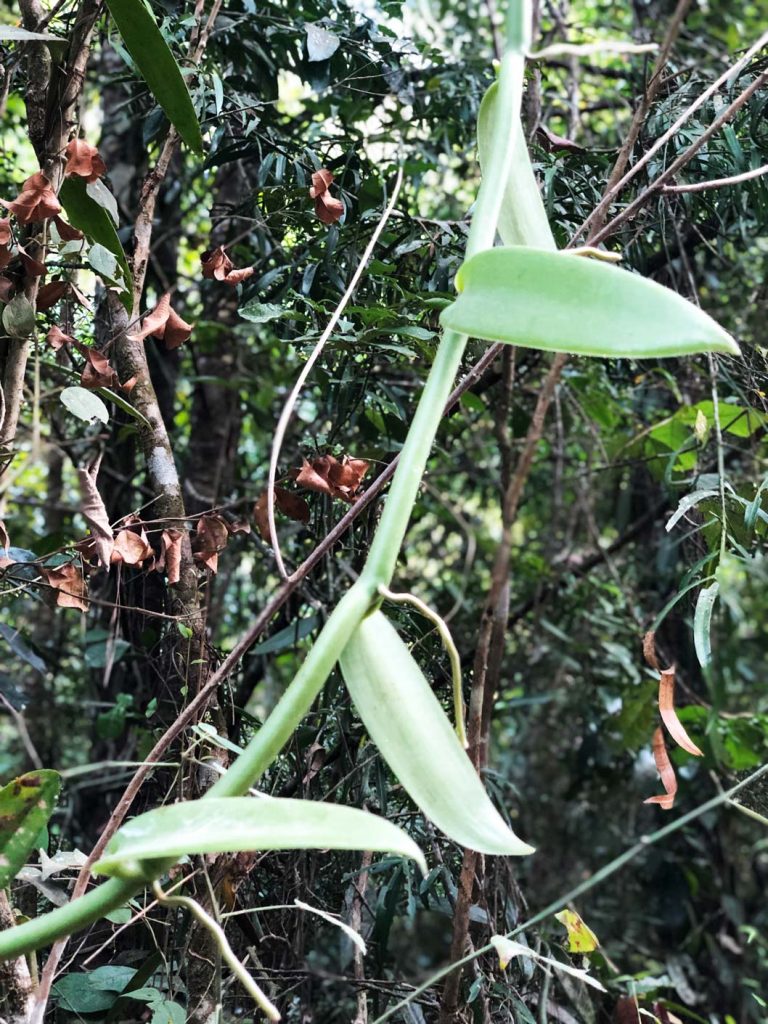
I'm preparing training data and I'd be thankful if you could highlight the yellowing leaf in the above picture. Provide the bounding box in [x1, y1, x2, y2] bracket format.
[555, 908, 600, 953]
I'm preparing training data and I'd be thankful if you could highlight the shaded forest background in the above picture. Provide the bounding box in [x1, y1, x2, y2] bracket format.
[1, 0, 767, 1021]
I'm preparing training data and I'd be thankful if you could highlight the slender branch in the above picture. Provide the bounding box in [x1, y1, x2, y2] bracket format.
[372, 761, 768, 1024]
[266, 168, 404, 579]
[570, 27, 768, 245]
[588, 67, 768, 245]
[584, 0, 692, 238]
[662, 162, 768, 193]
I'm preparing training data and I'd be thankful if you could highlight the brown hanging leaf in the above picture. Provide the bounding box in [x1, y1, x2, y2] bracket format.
[1, 172, 62, 223]
[77, 459, 114, 569]
[658, 667, 704, 757]
[46, 325, 76, 350]
[127, 292, 193, 349]
[0, 277, 14, 303]
[79, 347, 120, 390]
[253, 488, 310, 542]
[161, 529, 184, 584]
[296, 454, 369, 503]
[112, 526, 153, 566]
[0, 218, 11, 246]
[53, 215, 84, 242]
[64, 138, 107, 183]
[37, 280, 70, 310]
[200, 246, 254, 286]
[642, 630, 660, 671]
[193, 514, 229, 573]
[644, 727, 677, 810]
[309, 168, 344, 225]
[0, 245, 11, 271]
[42, 563, 89, 612]
[18, 246, 46, 276]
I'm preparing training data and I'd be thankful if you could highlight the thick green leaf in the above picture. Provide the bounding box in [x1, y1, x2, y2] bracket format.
[339, 611, 534, 856]
[2, 294, 36, 338]
[694, 581, 719, 668]
[59, 177, 132, 309]
[477, 83, 556, 250]
[60, 385, 110, 424]
[440, 247, 740, 359]
[52, 966, 136, 1013]
[93, 797, 427, 878]
[104, 0, 203, 153]
[0, 770, 61, 887]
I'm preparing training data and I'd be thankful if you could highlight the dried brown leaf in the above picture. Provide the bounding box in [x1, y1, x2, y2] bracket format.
[112, 527, 153, 566]
[46, 325, 76, 350]
[64, 139, 107, 183]
[37, 280, 70, 310]
[77, 459, 114, 569]
[658, 667, 703, 757]
[42, 563, 89, 612]
[53, 215, 84, 242]
[2, 172, 61, 223]
[127, 292, 193, 348]
[161, 529, 184, 584]
[644, 727, 677, 810]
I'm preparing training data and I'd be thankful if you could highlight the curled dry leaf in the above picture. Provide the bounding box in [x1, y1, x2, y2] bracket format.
[658, 667, 703, 757]
[42, 563, 89, 612]
[309, 168, 344, 225]
[296, 454, 369, 503]
[161, 529, 184, 584]
[193, 514, 229, 573]
[253, 487, 310, 542]
[64, 138, 107, 183]
[642, 629, 660, 671]
[79, 346, 120, 390]
[644, 727, 677, 810]
[53, 215, 84, 242]
[0, 218, 11, 246]
[200, 246, 254, 286]
[46, 325, 76, 350]
[37, 280, 70, 310]
[77, 459, 114, 570]
[18, 246, 46, 277]
[112, 527, 153, 566]
[1, 172, 61, 223]
[127, 292, 193, 349]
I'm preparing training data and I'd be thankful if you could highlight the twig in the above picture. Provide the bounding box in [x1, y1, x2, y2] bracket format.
[662, 162, 768, 193]
[266, 168, 404, 579]
[571, 27, 768, 245]
[589, 67, 768, 245]
[582, 0, 692, 238]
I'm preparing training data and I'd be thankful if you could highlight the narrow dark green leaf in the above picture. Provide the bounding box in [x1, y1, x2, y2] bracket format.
[441, 247, 740, 359]
[694, 581, 719, 668]
[0, 770, 61, 887]
[103, 0, 204, 153]
[93, 797, 427, 878]
[59, 177, 132, 310]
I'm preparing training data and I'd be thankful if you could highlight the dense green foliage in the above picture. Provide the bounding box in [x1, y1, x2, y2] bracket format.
[1, 0, 767, 1021]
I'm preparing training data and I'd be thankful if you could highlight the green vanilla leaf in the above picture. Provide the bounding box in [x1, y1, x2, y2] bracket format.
[339, 611, 534, 856]
[441, 247, 740, 359]
[59, 177, 132, 310]
[103, 0, 204, 153]
[477, 82, 556, 250]
[93, 797, 427, 878]
[0, 770, 61, 888]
